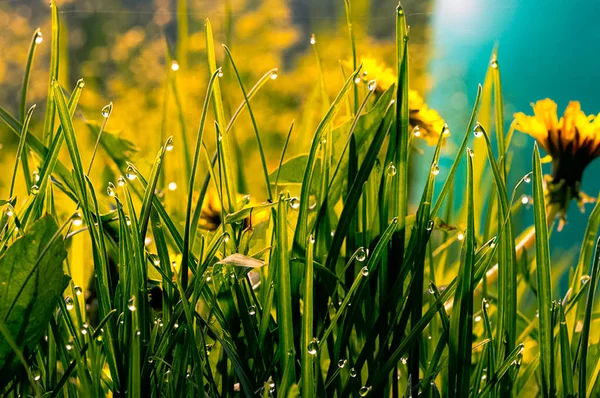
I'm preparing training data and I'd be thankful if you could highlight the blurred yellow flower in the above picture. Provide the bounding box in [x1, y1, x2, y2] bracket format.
[352, 57, 445, 146]
[514, 99, 600, 223]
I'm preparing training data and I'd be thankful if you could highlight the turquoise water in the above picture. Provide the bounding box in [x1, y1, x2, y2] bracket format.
[428, 0, 600, 265]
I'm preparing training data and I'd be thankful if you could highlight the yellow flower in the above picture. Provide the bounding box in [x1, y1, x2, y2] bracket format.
[198, 191, 223, 231]
[354, 57, 446, 146]
[514, 99, 600, 223]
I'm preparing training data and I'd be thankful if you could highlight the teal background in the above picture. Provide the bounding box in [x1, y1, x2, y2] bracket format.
[427, 0, 600, 269]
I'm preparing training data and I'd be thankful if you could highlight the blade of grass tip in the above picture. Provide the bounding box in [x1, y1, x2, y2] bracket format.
[491, 51, 506, 175]
[391, 2, 409, 259]
[558, 303, 575, 397]
[9, 104, 35, 197]
[138, 140, 169, 242]
[222, 45, 272, 200]
[343, 0, 358, 115]
[274, 121, 294, 193]
[206, 19, 237, 213]
[309, 34, 330, 111]
[532, 143, 555, 397]
[579, 236, 600, 395]
[21, 29, 42, 121]
[302, 235, 316, 398]
[43, 0, 60, 147]
[183, 68, 220, 293]
[276, 194, 296, 394]
[293, 68, 359, 252]
[19, 28, 43, 190]
[22, 80, 84, 227]
[225, 68, 279, 133]
[86, 102, 112, 175]
[431, 85, 482, 217]
[448, 147, 476, 397]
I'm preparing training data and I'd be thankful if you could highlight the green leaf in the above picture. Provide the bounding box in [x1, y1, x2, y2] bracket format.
[0, 215, 68, 388]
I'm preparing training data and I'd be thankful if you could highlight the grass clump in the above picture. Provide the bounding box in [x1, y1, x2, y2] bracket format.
[1, 1, 600, 397]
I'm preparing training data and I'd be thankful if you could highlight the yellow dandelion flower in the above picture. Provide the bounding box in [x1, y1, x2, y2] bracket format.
[514, 99, 600, 224]
[353, 57, 446, 146]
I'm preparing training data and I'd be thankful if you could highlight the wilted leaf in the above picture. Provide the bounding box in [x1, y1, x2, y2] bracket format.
[0, 215, 69, 388]
[216, 253, 267, 269]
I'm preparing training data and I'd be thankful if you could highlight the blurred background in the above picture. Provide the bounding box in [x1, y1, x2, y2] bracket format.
[1, 0, 599, 290]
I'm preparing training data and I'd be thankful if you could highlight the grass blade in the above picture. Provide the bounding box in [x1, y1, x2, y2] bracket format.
[532, 143, 555, 396]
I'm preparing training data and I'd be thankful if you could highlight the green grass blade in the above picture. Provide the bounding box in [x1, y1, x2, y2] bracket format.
[558, 304, 575, 397]
[9, 105, 35, 198]
[579, 236, 600, 395]
[42, 0, 60, 146]
[222, 45, 272, 200]
[293, 68, 359, 252]
[275, 195, 296, 394]
[301, 235, 315, 398]
[532, 143, 555, 396]
[448, 147, 476, 396]
[182, 68, 220, 290]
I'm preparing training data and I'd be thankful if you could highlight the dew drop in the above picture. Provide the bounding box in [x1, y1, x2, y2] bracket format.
[242, 194, 251, 205]
[309, 234, 316, 244]
[355, 247, 367, 262]
[66, 341, 73, 351]
[248, 305, 256, 316]
[367, 80, 377, 91]
[360, 266, 369, 277]
[310, 34, 316, 45]
[31, 367, 41, 381]
[170, 60, 180, 71]
[117, 176, 126, 187]
[217, 69, 224, 78]
[359, 386, 372, 397]
[65, 296, 74, 311]
[31, 185, 39, 195]
[33, 170, 40, 182]
[125, 216, 131, 226]
[473, 122, 484, 138]
[426, 220, 434, 231]
[386, 162, 397, 176]
[412, 125, 421, 137]
[270, 70, 278, 80]
[126, 165, 137, 180]
[442, 124, 450, 137]
[338, 359, 347, 368]
[136, 330, 141, 336]
[128, 297, 136, 311]
[165, 137, 174, 151]
[4, 205, 14, 217]
[431, 163, 440, 176]
[457, 231, 465, 241]
[490, 56, 498, 69]
[401, 357, 407, 364]
[289, 197, 300, 209]
[101, 103, 112, 118]
[581, 274, 591, 284]
[354, 76, 362, 84]
[428, 284, 435, 295]
[74, 285, 83, 296]
[107, 182, 116, 197]
[205, 274, 212, 282]
[307, 338, 319, 355]
[35, 31, 43, 44]
[521, 195, 529, 205]
[77, 79, 85, 88]
[523, 174, 531, 183]
[168, 182, 177, 191]
[474, 315, 482, 322]
[349, 368, 357, 377]
[467, 148, 475, 157]
[223, 232, 230, 243]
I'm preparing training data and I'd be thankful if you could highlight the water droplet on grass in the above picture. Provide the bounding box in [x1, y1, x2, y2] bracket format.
[473, 122, 484, 138]
[338, 359, 347, 368]
[35, 31, 43, 44]
[126, 165, 137, 180]
[412, 125, 421, 137]
[289, 197, 300, 209]
[359, 386, 372, 396]
[65, 296, 74, 311]
[170, 60, 179, 71]
[356, 247, 367, 262]
[349, 368, 357, 377]
[431, 163, 440, 176]
[248, 305, 256, 315]
[107, 182, 116, 197]
[117, 176, 126, 187]
[128, 297, 136, 311]
[165, 137, 174, 151]
[361, 266, 369, 276]
[74, 285, 83, 295]
[310, 34, 316, 45]
[307, 338, 319, 355]
[31, 185, 39, 195]
[367, 80, 377, 91]
[270, 70, 278, 80]
[101, 103, 112, 118]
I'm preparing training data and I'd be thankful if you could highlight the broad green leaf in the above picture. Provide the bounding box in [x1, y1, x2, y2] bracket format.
[0, 215, 68, 388]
